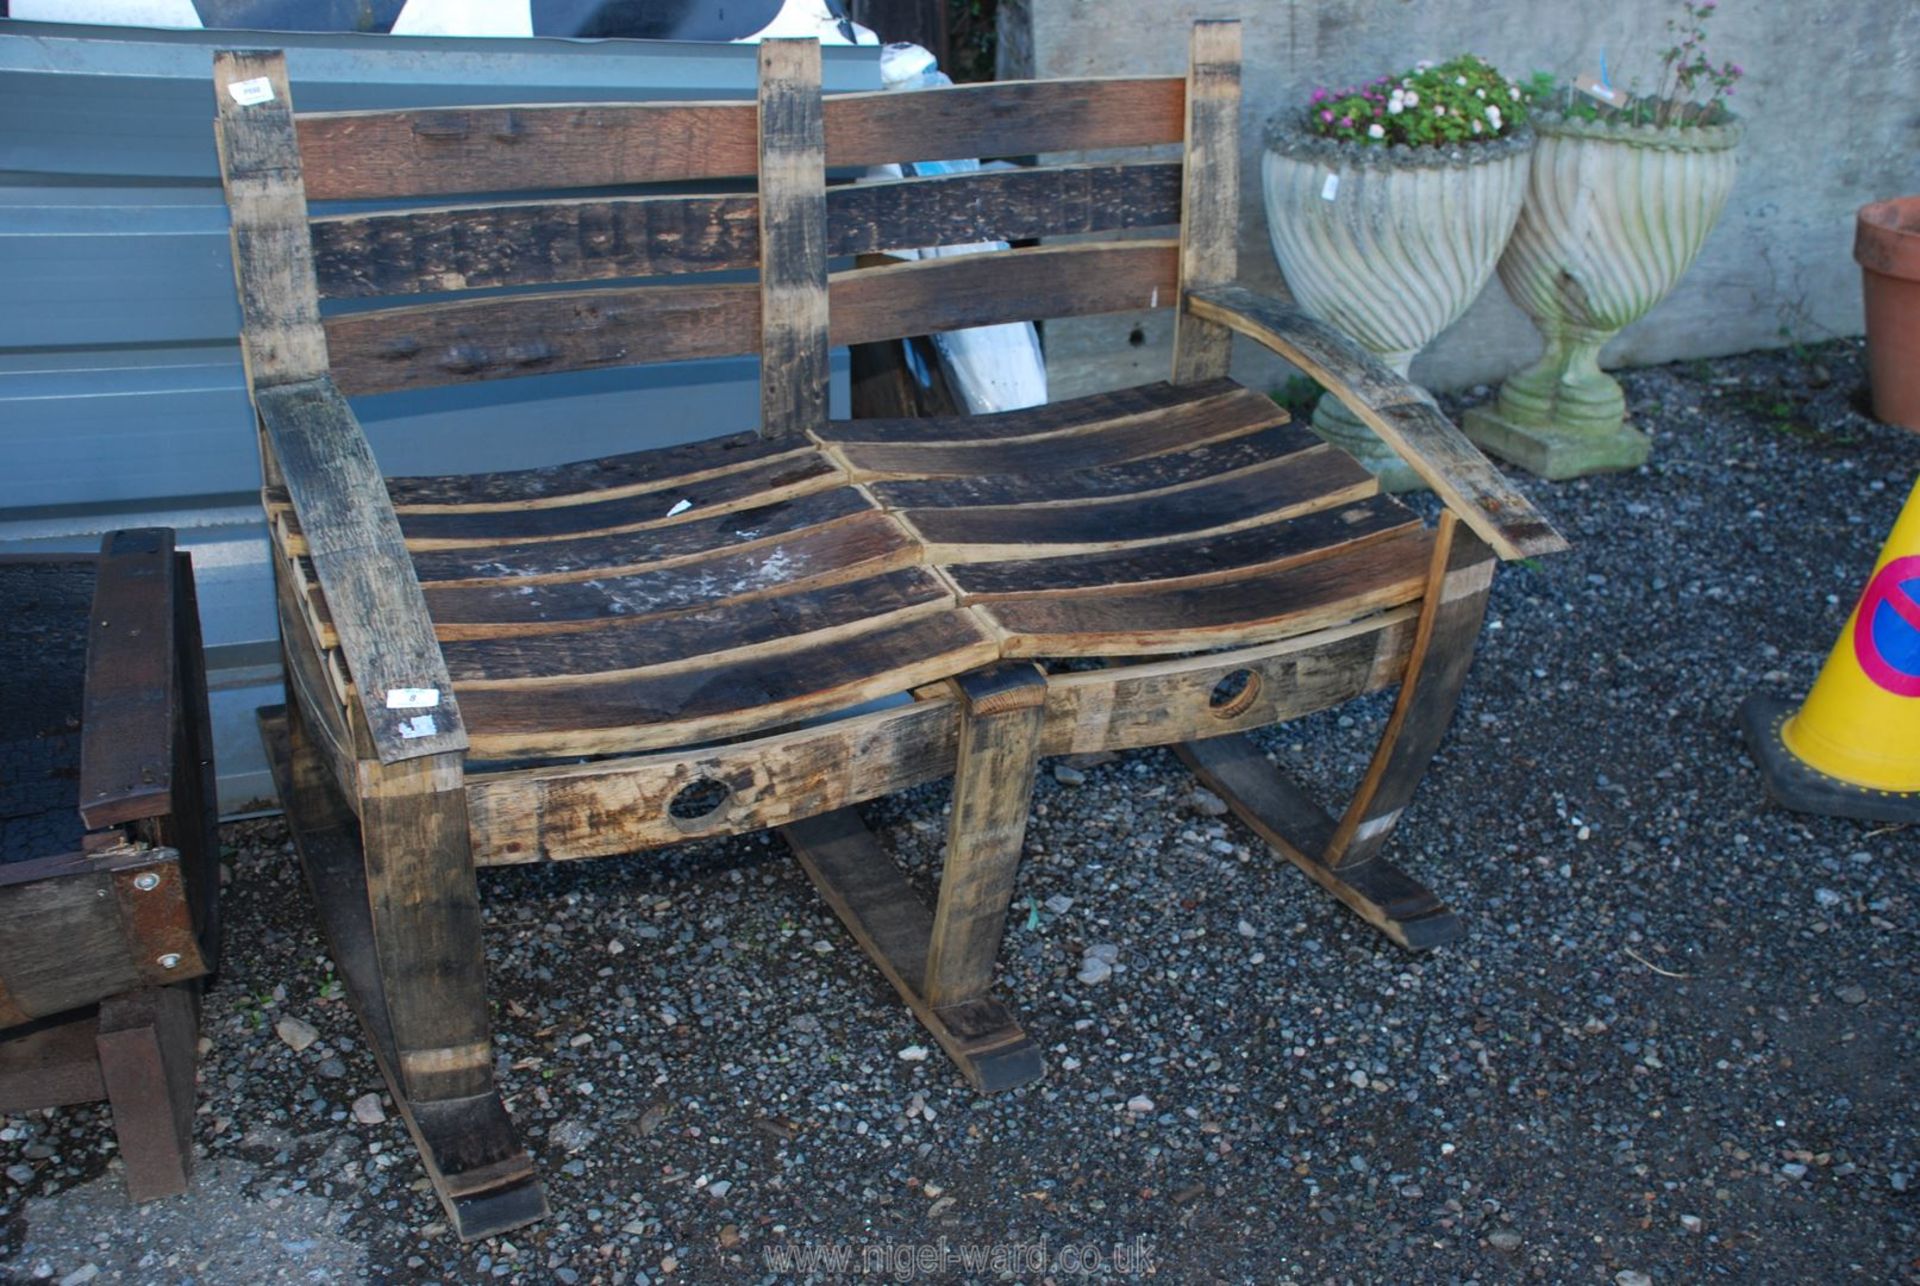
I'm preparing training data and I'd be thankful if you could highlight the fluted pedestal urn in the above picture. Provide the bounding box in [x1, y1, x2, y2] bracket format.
[1263, 122, 1533, 491]
[1464, 112, 1743, 479]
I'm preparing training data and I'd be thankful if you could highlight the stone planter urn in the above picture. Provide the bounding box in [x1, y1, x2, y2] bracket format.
[1263, 121, 1533, 491]
[1464, 111, 1743, 479]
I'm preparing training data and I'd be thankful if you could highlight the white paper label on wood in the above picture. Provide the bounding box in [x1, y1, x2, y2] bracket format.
[397, 714, 439, 739]
[228, 77, 276, 106]
[385, 687, 442, 710]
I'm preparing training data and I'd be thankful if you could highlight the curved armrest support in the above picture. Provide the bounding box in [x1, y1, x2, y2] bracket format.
[1187, 284, 1568, 561]
[257, 377, 467, 764]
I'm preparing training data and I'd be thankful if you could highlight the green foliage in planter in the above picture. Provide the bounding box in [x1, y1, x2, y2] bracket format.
[1306, 55, 1528, 148]
[1525, 1, 1743, 128]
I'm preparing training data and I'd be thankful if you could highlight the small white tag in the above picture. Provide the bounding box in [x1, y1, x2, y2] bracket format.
[1320, 173, 1340, 202]
[228, 77, 275, 106]
[1575, 72, 1619, 105]
[385, 687, 441, 710]
[397, 714, 438, 739]
[666, 499, 693, 517]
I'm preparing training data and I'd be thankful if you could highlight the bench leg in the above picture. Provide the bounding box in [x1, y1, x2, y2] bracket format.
[782, 662, 1049, 1094]
[260, 704, 547, 1241]
[96, 985, 198, 1202]
[1178, 514, 1494, 950]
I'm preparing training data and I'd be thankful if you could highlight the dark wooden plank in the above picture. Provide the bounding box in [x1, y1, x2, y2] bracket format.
[96, 985, 198, 1202]
[781, 808, 1043, 1093]
[820, 377, 1231, 445]
[441, 567, 951, 683]
[1171, 21, 1242, 384]
[325, 280, 759, 399]
[982, 526, 1436, 657]
[1328, 517, 1495, 868]
[1176, 733, 1463, 950]
[384, 431, 797, 510]
[949, 495, 1419, 599]
[823, 76, 1185, 167]
[757, 39, 830, 441]
[78, 529, 176, 829]
[258, 707, 548, 1240]
[215, 51, 329, 391]
[869, 421, 1319, 509]
[400, 487, 887, 589]
[0, 845, 191, 1022]
[310, 194, 762, 299]
[1186, 285, 1569, 560]
[832, 384, 1283, 482]
[365, 454, 837, 549]
[924, 664, 1047, 1008]
[831, 240, 1180, 350]
[326, 240, 1177, 399]
[296, 101, 762, 201]
[903, 447, 1376, 558]
[828, 162, 1183, 258]
[0, 1009, 107, 1111]
[456, 608, 1000, 759]
[257, 377, 466, 762]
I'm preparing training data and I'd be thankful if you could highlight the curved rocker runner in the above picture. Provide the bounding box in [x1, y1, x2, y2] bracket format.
[215, 22, 1565, 1240]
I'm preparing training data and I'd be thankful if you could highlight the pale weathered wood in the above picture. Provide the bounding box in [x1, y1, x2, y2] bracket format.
[257, 377, 465, 762]
[829, 162, 1183, 257]
[1170, 20, 1241, 384]
[215, 51, 328, 390]
[924, 664, 1047, 1008]
[1185, 285, 1568, 560]
[757, 40, 830, 441]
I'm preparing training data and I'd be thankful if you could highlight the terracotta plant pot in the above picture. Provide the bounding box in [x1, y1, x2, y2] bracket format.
[1857, 197, 1920, 431]
[1262, 121, 1533, 492]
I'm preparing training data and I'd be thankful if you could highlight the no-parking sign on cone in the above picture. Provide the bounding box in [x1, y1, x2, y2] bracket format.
[1742, 475, 1920, 823]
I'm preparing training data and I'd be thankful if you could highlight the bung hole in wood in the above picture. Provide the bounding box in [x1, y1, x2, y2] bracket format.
[1208, 668, 1261, 719]
[668, 777, 732, 824]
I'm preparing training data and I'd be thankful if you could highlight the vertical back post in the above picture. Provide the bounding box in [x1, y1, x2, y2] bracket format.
[757, 39, 831, 439]
[214, 49, 329, 489]
[1170, 20, 1243, 385]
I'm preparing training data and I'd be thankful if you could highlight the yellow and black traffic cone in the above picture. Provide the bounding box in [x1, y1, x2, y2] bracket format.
[1742, 474, 1920, 822]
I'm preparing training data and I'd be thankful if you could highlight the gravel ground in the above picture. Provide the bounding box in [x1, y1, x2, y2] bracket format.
[1, 338, 1915, 1284]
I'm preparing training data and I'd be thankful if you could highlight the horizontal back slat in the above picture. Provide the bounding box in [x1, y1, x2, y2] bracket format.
[309, 162, 1184, 299]
[310, 194, 762, 298]
[831, 239, 1178, 348]
[829, 162, 1183, 258]
[294, 77, 1186, 201]
[296, 102, 761, 201]
[325, 241, 1178, 398]
[824, 77, 1186, 169]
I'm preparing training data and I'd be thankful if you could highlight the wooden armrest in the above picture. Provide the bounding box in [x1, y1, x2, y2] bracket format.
[1186, 284, 1568, 561]
[79, 529, 179, 829]
[256, 377, 467, 764]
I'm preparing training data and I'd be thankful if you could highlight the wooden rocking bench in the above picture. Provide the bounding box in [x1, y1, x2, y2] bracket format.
[215, 21, 1563, 1240]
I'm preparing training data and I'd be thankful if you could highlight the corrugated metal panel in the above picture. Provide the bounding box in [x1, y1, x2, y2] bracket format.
[0, 20, 880, 809]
